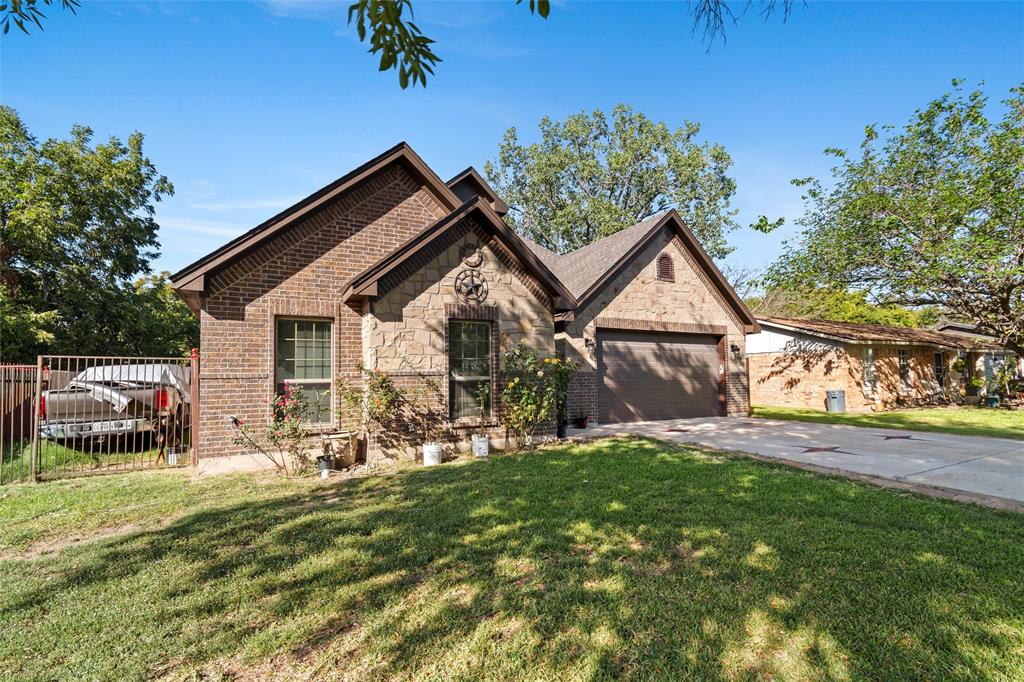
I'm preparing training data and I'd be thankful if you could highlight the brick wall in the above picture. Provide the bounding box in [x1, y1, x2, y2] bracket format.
[749, 343, 956, 412]
[198, 165, 447, 458]
[563, 226, 751, 421]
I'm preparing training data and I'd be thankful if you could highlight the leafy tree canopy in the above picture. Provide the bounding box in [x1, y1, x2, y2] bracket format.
[0, 106, 195, 361]
[485, 104, 742, 258]
[766, 81, 1024, 355]
[745, 287, 939, 329]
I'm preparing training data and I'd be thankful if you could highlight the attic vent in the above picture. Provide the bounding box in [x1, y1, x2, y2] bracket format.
[657, 254, 674, 282]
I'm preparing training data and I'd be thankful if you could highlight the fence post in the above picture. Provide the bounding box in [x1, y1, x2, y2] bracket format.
[29, 356, 43, 483]
[190, 348, 200, 467]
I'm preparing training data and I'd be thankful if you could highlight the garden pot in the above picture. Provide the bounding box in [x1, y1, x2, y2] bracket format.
[471, 433, 490, 457]
[985, 395, 1001, 408]
[573, 417, 588, 429]
[317, 455, 333, 472]
[422, 442, 443, 466]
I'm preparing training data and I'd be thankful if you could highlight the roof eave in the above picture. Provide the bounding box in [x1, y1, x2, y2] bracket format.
[342, 199, 576, 312]
[170, 142, 461, 292]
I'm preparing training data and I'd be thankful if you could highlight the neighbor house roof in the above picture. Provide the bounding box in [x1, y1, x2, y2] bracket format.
[758, 316, 973, 349]
[520, 211, 759, 331]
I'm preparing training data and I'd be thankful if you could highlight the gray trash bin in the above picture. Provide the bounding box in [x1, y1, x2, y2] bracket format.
[826, 389, 846, 413]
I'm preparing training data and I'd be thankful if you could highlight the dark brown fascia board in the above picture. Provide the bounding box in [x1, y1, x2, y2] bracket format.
[446, 167, 509, 215]
[756, 319, 966, 349]
[169, 142, 461, 291]
[343, 198, 577, 311]
[575, 210, 761, 333]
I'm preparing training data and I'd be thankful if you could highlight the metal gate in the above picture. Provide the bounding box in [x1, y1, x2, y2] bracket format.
[1, 352, 199, 484]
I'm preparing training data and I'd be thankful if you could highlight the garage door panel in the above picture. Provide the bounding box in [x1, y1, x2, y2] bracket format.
[598, 331, 721, 423]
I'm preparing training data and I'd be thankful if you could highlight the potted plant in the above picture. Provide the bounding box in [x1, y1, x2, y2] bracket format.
[471, 381, 490, 457]
[410, 373, 445, 466]
[572, 411, 589, 429]
[964, 376, 985, 402]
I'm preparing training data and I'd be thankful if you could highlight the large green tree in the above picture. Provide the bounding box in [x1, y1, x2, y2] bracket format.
[484, 104, 740, 257]
[0, 106, 194, 361]
[745, 287, 938, 328]
[767, 82, 1024, 355]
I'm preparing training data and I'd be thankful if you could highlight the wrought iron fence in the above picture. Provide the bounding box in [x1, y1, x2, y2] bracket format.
[1, 354, 198, 484]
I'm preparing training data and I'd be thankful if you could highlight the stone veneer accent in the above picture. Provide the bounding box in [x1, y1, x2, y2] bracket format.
[562, 225, 750, 421]
[364, 216, 556, 460]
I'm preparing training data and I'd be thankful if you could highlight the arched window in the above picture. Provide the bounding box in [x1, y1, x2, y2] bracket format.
[657, 254, 674, 282]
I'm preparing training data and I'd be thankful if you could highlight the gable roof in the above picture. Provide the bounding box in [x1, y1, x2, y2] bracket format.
[758, 316, 973, 349]
[169, 142, 461, 292]
[520, 211, 758, 330]
[343, 197, 575, 310]
[447, 167, 508, 216]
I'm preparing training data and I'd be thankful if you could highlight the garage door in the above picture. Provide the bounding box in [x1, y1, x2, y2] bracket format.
[598, 330, 722, 423]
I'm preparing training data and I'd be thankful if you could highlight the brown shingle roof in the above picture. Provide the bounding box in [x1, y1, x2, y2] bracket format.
[760, 316, 973, 349]
[519, 213, 669, 299]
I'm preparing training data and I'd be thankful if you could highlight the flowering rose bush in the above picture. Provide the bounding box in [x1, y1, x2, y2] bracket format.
[500, 344, 576, 448]
[230, 382, 313, 476]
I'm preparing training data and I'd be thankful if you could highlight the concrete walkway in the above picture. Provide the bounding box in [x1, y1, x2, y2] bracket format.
[569, 417, 1024, 508]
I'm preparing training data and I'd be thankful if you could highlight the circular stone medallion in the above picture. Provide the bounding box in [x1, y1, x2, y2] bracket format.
[454, 269, 488, 304]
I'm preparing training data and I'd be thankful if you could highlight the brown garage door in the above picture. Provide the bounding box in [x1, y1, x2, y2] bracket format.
[598, 330, 722, 423]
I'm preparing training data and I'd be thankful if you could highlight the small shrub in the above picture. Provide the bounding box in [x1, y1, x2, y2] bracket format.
[500, 344, 576, 447]
[230, 382, 313, 476]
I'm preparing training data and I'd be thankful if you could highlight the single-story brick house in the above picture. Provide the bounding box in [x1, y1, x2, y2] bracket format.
[746, 316, 1015, 412]
[170, 143, 758, 464]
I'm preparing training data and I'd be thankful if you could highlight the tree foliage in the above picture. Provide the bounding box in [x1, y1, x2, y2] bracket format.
[1, 0, 77, 34]
[745, 287, 938, 328]
[767, 82, 1024, 355]
[485, 104, 739, 257]
[0, 106, 195, 361]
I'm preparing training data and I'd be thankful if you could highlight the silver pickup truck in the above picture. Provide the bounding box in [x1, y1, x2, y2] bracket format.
[39, 364, 191, 440]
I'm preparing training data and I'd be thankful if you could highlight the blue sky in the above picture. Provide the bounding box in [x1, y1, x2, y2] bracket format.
[3, 1, 1022, 278]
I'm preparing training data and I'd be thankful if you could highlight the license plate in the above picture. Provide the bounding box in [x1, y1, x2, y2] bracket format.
[83, 419, 136, 434]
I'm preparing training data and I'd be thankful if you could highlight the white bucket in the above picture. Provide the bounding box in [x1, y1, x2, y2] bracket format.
[422, 442, 443, 466]
[471, 433, 489, 457]
[166, 449, 178, 466]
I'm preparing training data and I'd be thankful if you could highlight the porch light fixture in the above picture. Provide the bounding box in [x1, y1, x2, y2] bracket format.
[730, 343, 742, 360]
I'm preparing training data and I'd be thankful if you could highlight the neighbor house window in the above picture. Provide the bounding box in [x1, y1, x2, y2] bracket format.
[861, 347, 878, 395]
[898, 349, 912, 390]
[657, 254, 675, 282]
[449, 320, 492, 420]
[934, 351, 947, 387]
[275, 318, 332, 424]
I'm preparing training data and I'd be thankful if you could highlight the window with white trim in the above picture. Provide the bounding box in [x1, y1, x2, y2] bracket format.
[934, 351, 947, 387]
[898, 349, 912, 390]
[448, 320, 492, 420]
[861, 347, 878, 396]
[275, 318, 332, 424]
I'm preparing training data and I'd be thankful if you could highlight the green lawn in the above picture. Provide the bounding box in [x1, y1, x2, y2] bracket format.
[753, 405, 1024, 441]
[1, 439, 1021, 681]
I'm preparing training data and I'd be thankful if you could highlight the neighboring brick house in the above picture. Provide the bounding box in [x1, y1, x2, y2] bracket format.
[171, 143, 758, 465]
[746, 317, 985, 412]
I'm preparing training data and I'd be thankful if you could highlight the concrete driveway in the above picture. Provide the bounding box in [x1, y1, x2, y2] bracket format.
[570, 417, 1024, 507]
